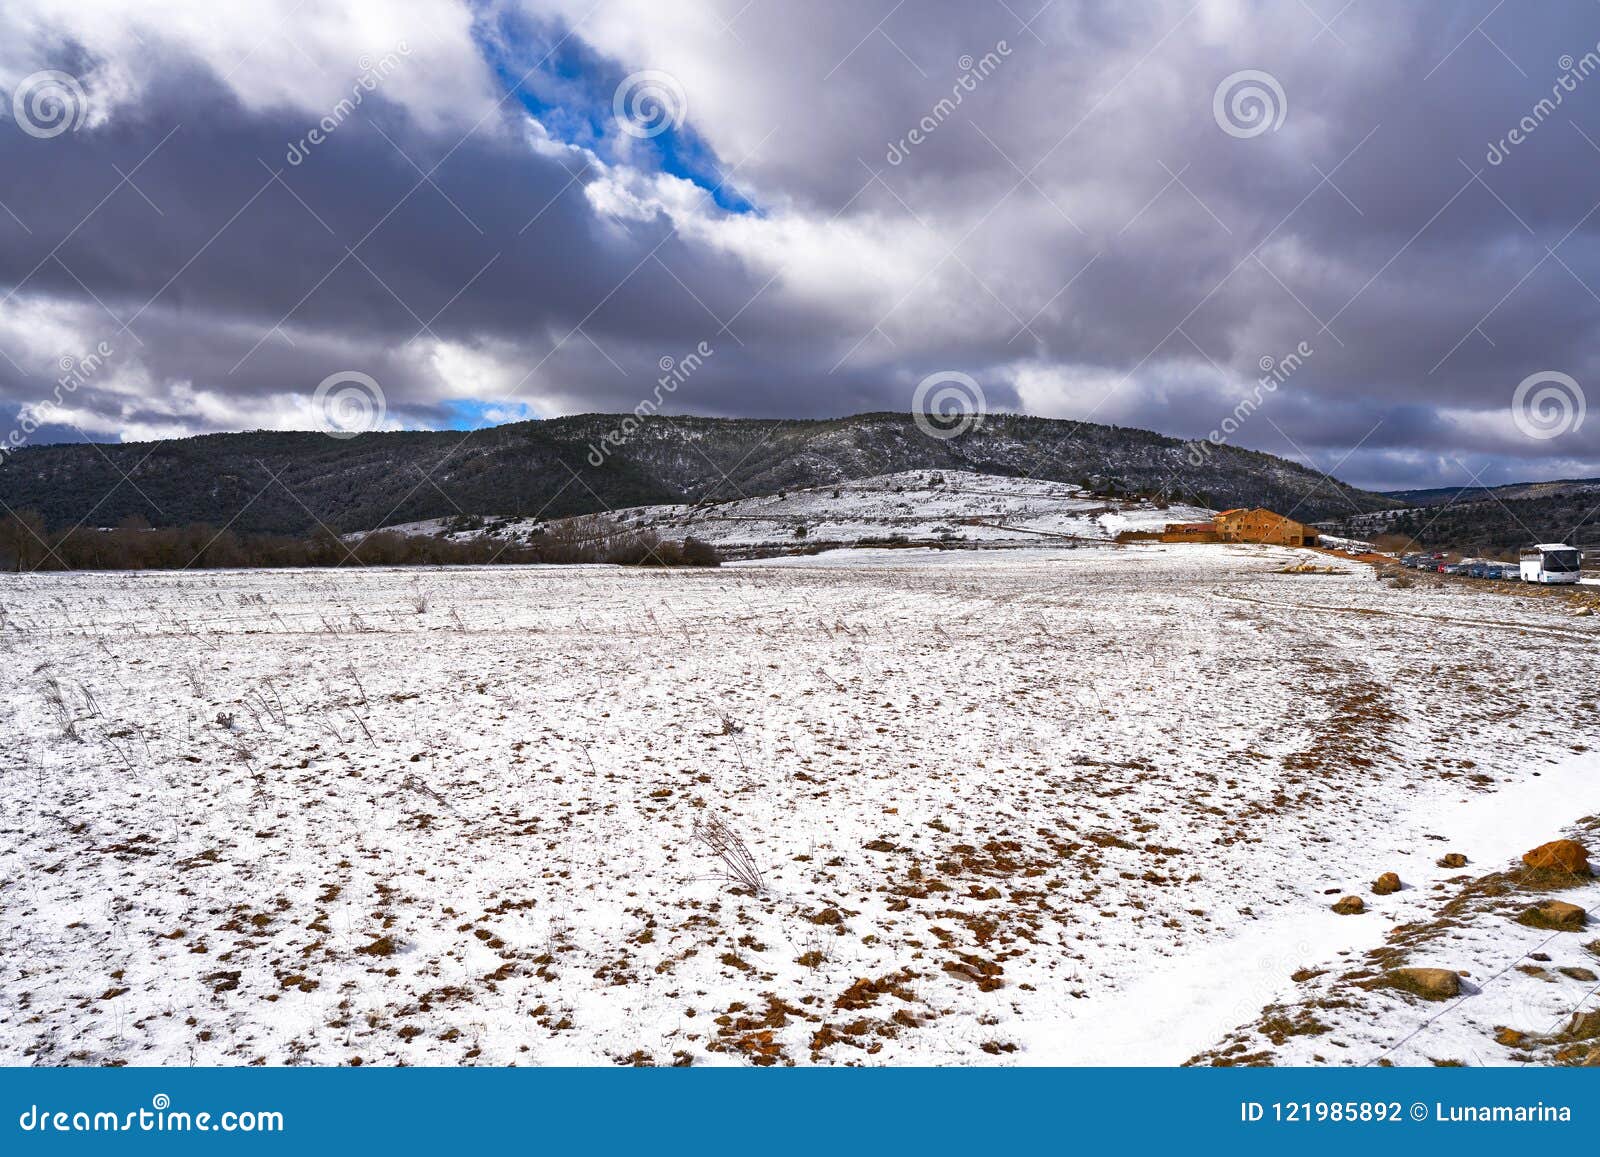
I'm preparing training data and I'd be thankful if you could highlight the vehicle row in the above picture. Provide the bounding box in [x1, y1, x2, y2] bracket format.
[1400, 553, 1516, 579]
[1397, 544, 1583, 584]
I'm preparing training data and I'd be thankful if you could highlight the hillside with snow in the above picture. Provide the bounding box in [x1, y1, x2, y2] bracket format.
[381, 470, 1215, 556]
[0, 412, 1393, 537]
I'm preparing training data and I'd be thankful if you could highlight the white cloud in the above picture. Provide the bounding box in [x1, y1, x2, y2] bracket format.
[0, 0, 497, 135]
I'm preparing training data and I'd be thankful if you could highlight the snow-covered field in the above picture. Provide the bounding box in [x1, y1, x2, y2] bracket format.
[379, 470, 1214, 554]
[1, 543, 1596, 1067]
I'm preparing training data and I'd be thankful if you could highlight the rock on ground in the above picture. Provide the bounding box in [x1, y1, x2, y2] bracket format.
[1516, 899, 1588, 931]
[1522, 839, 1591, 877]
[1386, 967, 1460, 1001]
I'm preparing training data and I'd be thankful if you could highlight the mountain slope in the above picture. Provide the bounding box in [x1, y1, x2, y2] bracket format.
[1385, 476, 1600, 507]
[387, 470, 1220, 557]
[1328, 476, 1600, 552]
[0, 412, 1395, 535]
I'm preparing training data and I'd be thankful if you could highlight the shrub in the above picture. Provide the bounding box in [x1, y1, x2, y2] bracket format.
[0, 507, 731, 572]
[681, 537, 721, 567]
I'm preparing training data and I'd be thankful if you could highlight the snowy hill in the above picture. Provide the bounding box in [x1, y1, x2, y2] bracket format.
[379, 470, 1214, 556]
[0, 412, 1393, 536]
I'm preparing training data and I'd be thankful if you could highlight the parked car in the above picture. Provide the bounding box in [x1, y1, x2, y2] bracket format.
[1468, 561, 1490, 579]
[1483, 564, 1504, 580]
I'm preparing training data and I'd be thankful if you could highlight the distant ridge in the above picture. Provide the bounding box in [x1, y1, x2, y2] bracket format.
[1383, 477, 1600, 507]
[0, 412, 1396, 535]
[1334, 475, 1600, 551]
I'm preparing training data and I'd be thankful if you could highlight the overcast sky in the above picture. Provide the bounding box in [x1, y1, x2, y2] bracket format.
[2, 1, 1600, 490]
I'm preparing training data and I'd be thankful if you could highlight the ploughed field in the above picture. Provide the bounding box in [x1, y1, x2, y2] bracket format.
[1, 544, 1596, 1066]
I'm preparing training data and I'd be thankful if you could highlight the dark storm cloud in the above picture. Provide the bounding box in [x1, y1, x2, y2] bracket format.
[0, 59, 887, 431]
[4, 1, 1600, 489]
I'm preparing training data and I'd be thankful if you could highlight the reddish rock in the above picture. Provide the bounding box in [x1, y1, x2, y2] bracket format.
[1522, 839, 1592, 877]
[1437, 853, 1468, 869]
[1372, 872, 1402, 895]
[1331, 895, 1365, 915]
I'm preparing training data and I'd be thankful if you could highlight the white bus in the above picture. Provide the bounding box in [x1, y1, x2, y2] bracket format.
[1519, 543, 1583, 584]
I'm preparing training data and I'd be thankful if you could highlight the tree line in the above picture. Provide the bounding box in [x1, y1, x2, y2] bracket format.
[0, 511, 721, 573]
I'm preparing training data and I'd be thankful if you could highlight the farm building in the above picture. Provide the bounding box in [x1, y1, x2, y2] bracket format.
[1213, 508, 1319, 547]
[1122, 508, 1321, 547]
[1160, 521, 1223, 543]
